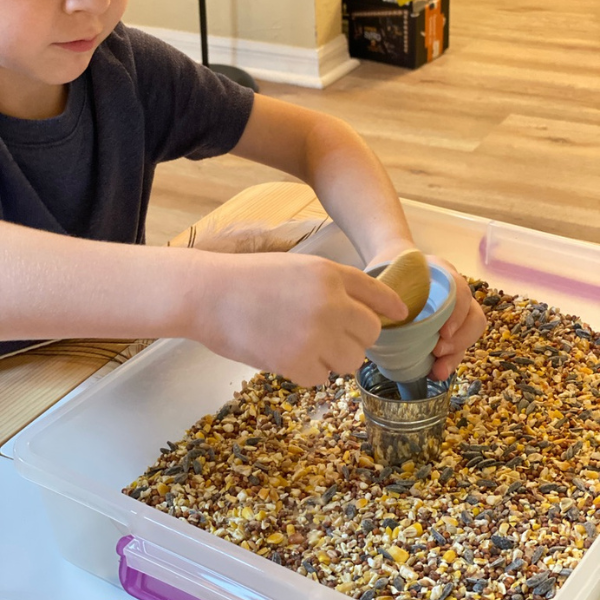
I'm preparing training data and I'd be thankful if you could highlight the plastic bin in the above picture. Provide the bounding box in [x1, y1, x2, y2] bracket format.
[14, 199, 600, 600]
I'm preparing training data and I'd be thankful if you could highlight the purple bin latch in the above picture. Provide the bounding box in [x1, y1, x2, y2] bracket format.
[117, 536, 200, 600]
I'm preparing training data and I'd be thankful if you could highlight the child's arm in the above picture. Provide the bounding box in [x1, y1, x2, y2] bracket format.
[232, 94, 414, 266]
[0, 220, 406, 385]
[231, 95, 487, 380]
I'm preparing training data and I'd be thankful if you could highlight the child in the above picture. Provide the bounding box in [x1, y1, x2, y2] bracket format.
[0, 0, 486, 386]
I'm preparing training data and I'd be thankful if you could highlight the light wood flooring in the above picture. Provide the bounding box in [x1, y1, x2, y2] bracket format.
[145, 0, 600, 247]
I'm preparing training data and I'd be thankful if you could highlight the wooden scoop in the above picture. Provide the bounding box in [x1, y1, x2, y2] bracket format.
[377, 248, 431, 328]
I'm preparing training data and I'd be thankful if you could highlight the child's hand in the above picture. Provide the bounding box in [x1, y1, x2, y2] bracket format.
[428, 255, 487, 381]
[195, 253, 408, 387]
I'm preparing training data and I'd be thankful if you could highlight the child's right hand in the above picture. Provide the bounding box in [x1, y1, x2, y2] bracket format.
[191, 252, 408, 387]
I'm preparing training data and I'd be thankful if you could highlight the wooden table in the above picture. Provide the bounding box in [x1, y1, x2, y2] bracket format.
[0, 182, 329, 447]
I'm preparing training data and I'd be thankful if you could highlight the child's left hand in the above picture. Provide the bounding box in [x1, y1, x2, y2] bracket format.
[366, 246, 487, 381]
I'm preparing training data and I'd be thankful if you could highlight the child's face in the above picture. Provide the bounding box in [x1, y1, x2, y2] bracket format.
[0, 0, 128, 86]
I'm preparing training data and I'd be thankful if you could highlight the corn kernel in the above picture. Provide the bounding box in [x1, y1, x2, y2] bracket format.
[356, 498, 369, 509]
[286, 524, 296, 535]
[156, 482, 169, 496]
[317, 551, 330, 564]
[267, 533, 285, 545]
[387, 546, 409, 564]
[442, 550, 457, 563]
[242, 507, 254, 520]
[358, 456, 374, 468]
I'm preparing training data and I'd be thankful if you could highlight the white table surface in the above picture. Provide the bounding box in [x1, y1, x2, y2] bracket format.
[0, 367, 130, 600]
[0, 457, 130, 600]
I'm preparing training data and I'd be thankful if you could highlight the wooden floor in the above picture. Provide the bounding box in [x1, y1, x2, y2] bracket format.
[145, 0, 600, 247]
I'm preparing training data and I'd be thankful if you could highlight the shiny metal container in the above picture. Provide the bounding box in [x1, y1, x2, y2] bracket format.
[356, 361, 455, 465]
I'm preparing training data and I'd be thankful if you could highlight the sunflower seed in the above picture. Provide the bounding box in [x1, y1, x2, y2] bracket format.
[272, 410, 282, 428]
[392, 575, 406, 591]
[505, 456, 524, 469]
[491, 534, 515, 550]
[378, 547, 394, 561]
[500, 361, 521, 373]
[345, 503, 357, 519]
[526, 571, 549, 587]
[302, 560, 316, 574]
[416, 464, 432, 480]
[483, 295, 501, 306]
[130, 485, 148, 499]
[374, 578, 389, 590]
[506, 481, 523, 495]
[467, 379, 483, 396]
[477, 458, 499, 470]
[321, 484, 337, 504]
[386, 482, 415, 493]
[514, 357, 535, 365]
[533, 577, 556, 595]
[476, 479, 497, 489]
[458, 511, 473, 526]
[362, 519, 375, 533]
[233, 444, 250, 463]
[431, 528, 447, 544]
[439, 583, 454, 600]
[563, 441, 583, 461]
[505, 558, 525, 573]
[164, 465, 183, 476]
[539, 483, 560, 493]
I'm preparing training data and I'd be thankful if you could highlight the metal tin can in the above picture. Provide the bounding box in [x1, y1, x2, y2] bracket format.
[356, 361, 455, 465]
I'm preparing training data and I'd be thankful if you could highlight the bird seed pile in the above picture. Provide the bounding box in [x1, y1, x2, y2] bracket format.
[123, 279, 600, 600]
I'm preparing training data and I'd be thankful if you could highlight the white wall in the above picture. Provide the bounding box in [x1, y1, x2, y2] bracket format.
[124, 0, 341, 49]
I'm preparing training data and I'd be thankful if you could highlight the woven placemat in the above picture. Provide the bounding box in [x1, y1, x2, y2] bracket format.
[0, 340, 152, 447]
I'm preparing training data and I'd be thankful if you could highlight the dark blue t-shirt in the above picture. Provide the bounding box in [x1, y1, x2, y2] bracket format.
[0, 24, 254, 356]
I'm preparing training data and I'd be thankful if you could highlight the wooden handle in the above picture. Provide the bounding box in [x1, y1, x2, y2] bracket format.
[377, 249, 431, 328]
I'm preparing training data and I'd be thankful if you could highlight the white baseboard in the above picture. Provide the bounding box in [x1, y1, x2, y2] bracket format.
[128, 24, 359, 89]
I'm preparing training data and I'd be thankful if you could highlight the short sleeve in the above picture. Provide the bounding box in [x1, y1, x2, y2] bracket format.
[121, 26, 255, 164]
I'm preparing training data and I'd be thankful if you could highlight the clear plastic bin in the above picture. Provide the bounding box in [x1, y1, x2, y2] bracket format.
[14, 200, 600, 600]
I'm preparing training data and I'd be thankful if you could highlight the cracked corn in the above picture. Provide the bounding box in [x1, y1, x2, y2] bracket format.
[123, 280, 600, 600]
